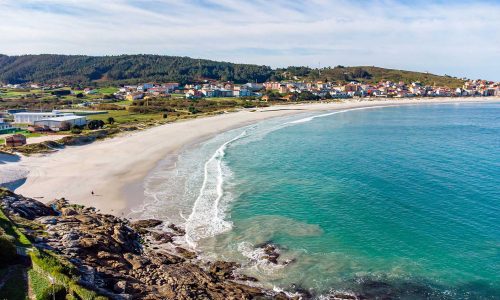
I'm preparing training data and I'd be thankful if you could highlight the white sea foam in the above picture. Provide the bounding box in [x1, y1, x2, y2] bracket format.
[138, 105, 391, 247]
[287, 105, 392, 124]
[236, 241, 288, 274]
[184, 130, 248, 247]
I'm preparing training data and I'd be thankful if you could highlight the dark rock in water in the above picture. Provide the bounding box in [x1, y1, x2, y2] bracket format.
[149, 231, 174, 243]
[255, 240, 274, 248]
[209, 261, 240, 280]
[236, 273, 259, 282]
[330, 292, 358, 300]
[288, 284, 314, 299]
[130, 219, 163, 230]
[258, 242, 281, 264]
[168, 223, 186, 235]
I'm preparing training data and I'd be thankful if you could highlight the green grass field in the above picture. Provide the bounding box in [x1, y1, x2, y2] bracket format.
[0, 209, 31, 247]
[29, 269, 66, 300]
[96, 87, 119, 94]
[113, 99, 133, 106]
[87, 110, 164, 123]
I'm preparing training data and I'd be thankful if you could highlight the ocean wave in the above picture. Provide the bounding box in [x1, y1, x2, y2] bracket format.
[184, 130, 248, 247]
[139, 105, 392, 246]
[287, 105, 392, 124]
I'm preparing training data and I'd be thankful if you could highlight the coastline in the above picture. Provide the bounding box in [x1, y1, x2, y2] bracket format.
[3, 97, 498, 216]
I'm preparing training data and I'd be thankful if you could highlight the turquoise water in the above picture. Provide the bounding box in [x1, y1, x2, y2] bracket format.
[198, 103, 500, 298]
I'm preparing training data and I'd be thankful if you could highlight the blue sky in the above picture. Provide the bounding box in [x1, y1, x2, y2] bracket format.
[0, 0, 499, 80]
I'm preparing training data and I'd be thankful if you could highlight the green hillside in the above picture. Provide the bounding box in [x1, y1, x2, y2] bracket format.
[0, 54, 273, 85]
[0, 54, 465, 87]
[279, 66, 465, 88]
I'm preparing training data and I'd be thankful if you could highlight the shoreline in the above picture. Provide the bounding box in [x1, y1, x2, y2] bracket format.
[1, 97, 498, 216]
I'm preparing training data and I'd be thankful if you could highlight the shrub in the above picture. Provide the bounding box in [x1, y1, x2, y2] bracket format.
[70, 127, 82, 134]
[87, 120, 105, 130]
[188, 105, 199, 114]
[94, 104, 124, 110]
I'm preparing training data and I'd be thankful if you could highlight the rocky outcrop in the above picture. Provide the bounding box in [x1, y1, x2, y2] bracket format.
[130, 219, 163, 230]
[0, 189, 56, 220]
[0, 192, 291, 299]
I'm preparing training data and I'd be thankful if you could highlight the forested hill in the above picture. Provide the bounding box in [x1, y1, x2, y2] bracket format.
[0, 54, 465, 87]
[277, 66, 465, 88]
[0, 54, 274, 85]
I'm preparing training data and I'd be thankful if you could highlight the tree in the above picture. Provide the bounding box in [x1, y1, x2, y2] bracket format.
[87, 120, 105, 130]
[298, 91, 320, 101]
[71, 127, 82, 134]
[107, 117, 115, 124]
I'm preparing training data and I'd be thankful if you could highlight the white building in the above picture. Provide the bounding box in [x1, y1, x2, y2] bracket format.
[34, 115, 87, 131]
[13, 110, 74, 124]
[0, 118, 14, 133]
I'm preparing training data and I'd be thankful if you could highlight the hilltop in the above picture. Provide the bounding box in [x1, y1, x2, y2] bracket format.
[0, 54, 273, 85]
[0, 54, 465, 87]
[278, 65, 465, 88]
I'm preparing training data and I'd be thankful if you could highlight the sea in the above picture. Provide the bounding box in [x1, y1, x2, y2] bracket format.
[134, 102, 500, 299]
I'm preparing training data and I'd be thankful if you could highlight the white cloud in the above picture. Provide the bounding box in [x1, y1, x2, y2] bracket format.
[0, 0, 499, 80]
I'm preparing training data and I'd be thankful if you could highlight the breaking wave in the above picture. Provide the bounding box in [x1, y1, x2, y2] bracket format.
[287, 105, 392, 124]
[184, 130, 249, 247]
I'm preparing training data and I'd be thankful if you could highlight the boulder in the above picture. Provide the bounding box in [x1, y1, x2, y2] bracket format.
[113, 280, 128, 294]
[61, 207, 78, 216]
[168, 223, 186, 235]
[131, 219, 163, 230]
[175, 247, 197, 259]
[0, 189, 56, 219]
[209, 261, 240, 280]
[124, 253, 150, 270]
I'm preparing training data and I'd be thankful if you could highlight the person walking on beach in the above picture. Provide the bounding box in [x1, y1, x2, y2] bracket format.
[91, 190, 94, 196]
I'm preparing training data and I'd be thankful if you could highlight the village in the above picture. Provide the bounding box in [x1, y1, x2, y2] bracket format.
[113, 79, 500, 101]
[1, 78, 499, 147]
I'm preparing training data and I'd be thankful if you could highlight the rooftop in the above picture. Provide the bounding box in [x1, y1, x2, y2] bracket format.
[13, 111, 72, 116]
[37, 115, 86, 122]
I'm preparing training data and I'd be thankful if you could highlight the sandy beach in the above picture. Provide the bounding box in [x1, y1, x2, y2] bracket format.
[3, 98, 497, 215]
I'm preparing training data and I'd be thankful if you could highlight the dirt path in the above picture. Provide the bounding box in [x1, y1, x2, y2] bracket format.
[25, 267, 34, 300]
